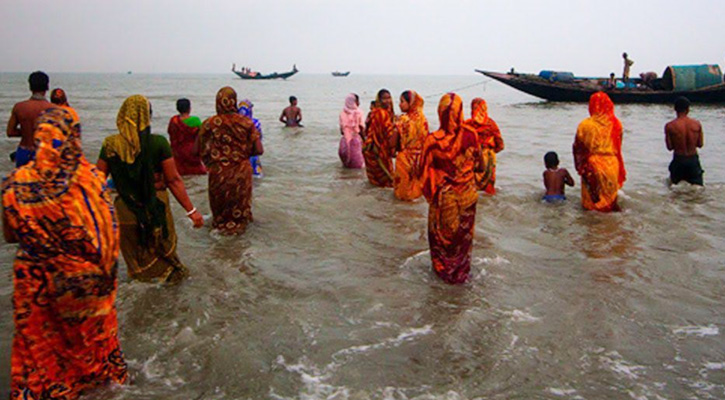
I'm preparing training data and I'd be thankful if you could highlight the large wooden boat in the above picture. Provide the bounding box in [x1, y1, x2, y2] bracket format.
[332, 71, 350, 77]
[232, 64, 298, 80]
[477, 65, 725, 103]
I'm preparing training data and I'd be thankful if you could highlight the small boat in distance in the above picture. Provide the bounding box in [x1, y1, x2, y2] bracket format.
[477, 64, 725, 103]
[232, 64, 298, 80]
[332, 71, 350, 77]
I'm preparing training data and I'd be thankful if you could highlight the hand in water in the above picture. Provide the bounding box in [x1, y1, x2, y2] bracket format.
[189, 210, 204, 228]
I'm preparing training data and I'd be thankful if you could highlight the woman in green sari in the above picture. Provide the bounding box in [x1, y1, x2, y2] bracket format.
[97, 95, 203, 283]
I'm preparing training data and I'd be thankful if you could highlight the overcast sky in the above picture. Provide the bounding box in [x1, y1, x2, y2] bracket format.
[1, 0, 723, 76]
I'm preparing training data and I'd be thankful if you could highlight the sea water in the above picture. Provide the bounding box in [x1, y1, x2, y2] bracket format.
[0, 72, 724, 399]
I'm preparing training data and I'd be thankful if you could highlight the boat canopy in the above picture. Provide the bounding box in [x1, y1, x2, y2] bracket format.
[662, 64, 723, 91]
[539, 70, 575, 82]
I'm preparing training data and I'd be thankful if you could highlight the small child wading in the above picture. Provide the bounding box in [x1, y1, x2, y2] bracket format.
[542, 151, 574, 203]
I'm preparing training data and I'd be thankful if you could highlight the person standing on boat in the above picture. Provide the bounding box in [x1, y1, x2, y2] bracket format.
[280, 96, 302, 127]
[665, 97, 704, 186]
[573, 92, 626, 212]
[622, 52, 634, 82]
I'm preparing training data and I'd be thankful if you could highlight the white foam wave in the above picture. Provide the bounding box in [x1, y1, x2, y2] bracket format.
[600, 351, 645, 381]
[672, 325, 719, 337]
[504, 309, 541, 323]
[274, 355, 349, 400]
[704, 362, 725, 370]
[333, 325, 434, 358]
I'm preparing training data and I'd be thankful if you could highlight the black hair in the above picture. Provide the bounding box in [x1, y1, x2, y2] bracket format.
[610, 72, 615, 77]
[354, 94, 359, 103]
[674, 96, 690, 113]
[370, 100, 376, 106]
[622, 52, 628, 58]
[377, 89, 391, 99]
[401, 90, 412, 103]
[544, 151, 559, 169]
[289, 96, 297, 103]
[176, 98, 191, 114]
[28, 71, 49, 92]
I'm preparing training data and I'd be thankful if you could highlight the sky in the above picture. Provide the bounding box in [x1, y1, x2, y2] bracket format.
[1, 0, 724, 76]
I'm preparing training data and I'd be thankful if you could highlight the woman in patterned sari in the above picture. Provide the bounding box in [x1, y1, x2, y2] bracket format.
[97, 95, 203, 283]
[420, 93, 483, 284]
[199, 87, 263, 234]
[238, 99, 264, 177]
[2, 108, 127, 400]
[390, 90, 428, 200]
[464, 98, 504, 194]
[573, 92, 626, 212]
[363, 89, 396, 187]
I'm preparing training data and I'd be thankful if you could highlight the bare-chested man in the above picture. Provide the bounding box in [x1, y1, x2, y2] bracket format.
[665, 97, 704, 186]
[6, 71, 54, 167]
[280, 96, 302, 127]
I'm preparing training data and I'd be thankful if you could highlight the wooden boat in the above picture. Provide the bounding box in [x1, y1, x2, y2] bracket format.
[232, 64, 298, 80]
[476, 66, 725, 103]
[332, 71, 350, 77]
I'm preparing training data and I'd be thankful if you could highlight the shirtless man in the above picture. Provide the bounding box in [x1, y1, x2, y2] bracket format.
[542, 151, 574, 203]
[665, 97, 704, 186]
[6, 71, 54, 167]
[279, 96, 302, 127]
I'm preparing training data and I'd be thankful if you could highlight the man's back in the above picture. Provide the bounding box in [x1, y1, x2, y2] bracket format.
[666, 116, 703, 156]
[8, 97, 54, 148]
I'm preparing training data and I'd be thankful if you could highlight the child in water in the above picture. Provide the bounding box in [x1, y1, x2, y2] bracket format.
[542, 151, 574, 202]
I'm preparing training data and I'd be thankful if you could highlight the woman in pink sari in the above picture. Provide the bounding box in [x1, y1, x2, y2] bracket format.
[338, 93, 365, 168]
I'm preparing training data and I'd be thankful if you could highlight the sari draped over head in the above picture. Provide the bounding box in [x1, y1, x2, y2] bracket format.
[338, 93, 365, 169]
[393, 91, 428, 200]
[464, 98, 504, 194]
[363, 91, 396, 187]
[573, 92, 626, 212]
[101, 95, 187, 283]
[167, 111, 206, 176]
[238, 99, 264, 176]
[3, 108, 127, 400]
[420, 93, 482, 284]
[200, 87, 261, 234]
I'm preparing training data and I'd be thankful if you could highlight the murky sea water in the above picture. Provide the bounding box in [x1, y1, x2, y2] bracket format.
[1, 73, 724, 399]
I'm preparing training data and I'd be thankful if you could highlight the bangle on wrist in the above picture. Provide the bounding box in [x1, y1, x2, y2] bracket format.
[185, 207, 197, 216]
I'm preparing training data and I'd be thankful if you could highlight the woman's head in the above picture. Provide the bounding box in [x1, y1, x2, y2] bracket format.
[588, 92, 614, 116]
[50, 88, 69, 106]
[437, 93, 464, 133]
[216, 86, 238, 114]
[399, 91, 411, 113]
[33, 108, 80, 179]
[344, 93, 359, 111]
[238, 99, 254, 118]
[376, 89, 393, 111]
[470, 98, 488, 124]
[176, 98, 191, 114]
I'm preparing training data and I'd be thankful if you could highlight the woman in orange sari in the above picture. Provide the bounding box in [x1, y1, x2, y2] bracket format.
[390, 90, 428, 201]
[420, 93, 483, 284]
[464, 98, 504, 194]
[2, 108, 127, 400]
[363, 89, 396, 187]
[573, 92, 626, 212]
[199, 87, 263, 234]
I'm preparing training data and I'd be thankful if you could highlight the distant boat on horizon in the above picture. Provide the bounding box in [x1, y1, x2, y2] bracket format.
[232, 64, 298, 80]
[332, 71, 350, 77]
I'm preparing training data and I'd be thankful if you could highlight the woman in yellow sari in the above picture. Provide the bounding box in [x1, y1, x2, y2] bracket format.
[97, 95, 203, 283]
[3, 108, 127, 400]
[363, 89, 396, 187]
[390, 90, 428, 201]
[464, 98, 504, 194]
[573, 92, 626, 212]
[420, 93, 483, 284]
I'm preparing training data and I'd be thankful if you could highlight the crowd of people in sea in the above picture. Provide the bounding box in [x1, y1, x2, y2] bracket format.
[2, 70, 705, 399]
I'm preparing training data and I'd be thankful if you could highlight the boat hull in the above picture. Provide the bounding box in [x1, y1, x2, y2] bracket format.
[233, 67, 298, 80]
[477, 70, 725, 103]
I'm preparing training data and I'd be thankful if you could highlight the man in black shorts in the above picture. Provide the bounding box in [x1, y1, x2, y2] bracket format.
[665, 97, 704, 185]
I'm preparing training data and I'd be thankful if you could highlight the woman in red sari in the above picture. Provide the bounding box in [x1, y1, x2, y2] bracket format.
[573, 92, 626, 212]
[167, 98, 206, 176]
[420, 93, 483, 284]
[3, 108, 127, 400]
[464, 97, 504, 194]
[199, 87, 263, 234]
[363, 89, 396, 187]
[390, 90, 428, 201]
